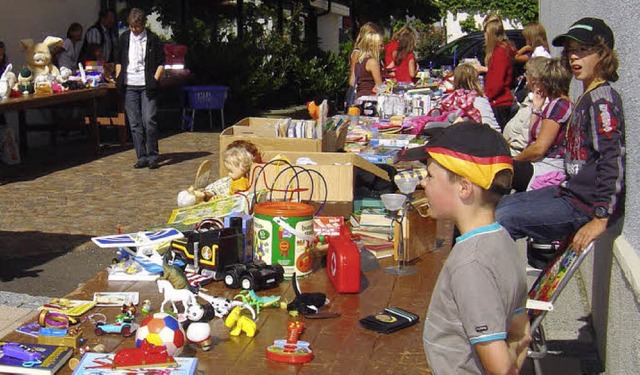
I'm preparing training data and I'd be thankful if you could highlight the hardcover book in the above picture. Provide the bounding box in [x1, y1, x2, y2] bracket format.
[0, 341, 73, 375]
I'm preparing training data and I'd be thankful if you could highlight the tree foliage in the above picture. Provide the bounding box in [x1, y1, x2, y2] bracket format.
[436, 0, 538, 25]
[349, 0, 441, 29]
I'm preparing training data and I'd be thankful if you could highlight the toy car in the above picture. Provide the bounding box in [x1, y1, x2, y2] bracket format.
[94, 321, 136, 337]
[223, 260, 285, 291]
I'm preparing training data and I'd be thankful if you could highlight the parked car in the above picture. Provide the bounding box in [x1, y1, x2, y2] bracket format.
[419, 30, 526, 81]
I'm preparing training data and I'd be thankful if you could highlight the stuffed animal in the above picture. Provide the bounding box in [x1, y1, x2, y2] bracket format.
[0, 63, 16, 99]
[20, 36, 62, 78]
[287, 272, 330, 316]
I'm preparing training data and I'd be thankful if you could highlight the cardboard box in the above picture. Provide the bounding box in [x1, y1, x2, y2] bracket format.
[219, 117, 347, 177]
[252, 151, 390, 217]
[394, 206, 438, 262]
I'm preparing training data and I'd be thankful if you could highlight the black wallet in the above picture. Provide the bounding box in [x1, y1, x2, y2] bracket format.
[359, 307, 420, 334]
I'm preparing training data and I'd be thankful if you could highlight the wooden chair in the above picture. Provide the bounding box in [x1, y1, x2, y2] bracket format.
[526, 241, 595, 374]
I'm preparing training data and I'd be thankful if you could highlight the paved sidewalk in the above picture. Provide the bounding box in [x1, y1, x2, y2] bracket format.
[0, 129, 601, 373]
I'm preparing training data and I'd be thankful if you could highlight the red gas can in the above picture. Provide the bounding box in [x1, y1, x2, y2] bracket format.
[326, 225, 361, 293]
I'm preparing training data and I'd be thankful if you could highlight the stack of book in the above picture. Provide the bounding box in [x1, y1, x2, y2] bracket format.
[350, 206, 395, 259]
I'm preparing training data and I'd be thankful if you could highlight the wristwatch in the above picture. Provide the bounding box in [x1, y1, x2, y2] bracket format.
[532, 108, 543, 116]
[594, 206, 610, 219]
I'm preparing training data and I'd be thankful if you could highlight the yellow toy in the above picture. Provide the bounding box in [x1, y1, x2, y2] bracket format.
[224, 306, 257, 337]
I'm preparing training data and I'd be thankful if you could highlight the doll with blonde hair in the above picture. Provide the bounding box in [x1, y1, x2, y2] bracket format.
[176, 144, 256, 207]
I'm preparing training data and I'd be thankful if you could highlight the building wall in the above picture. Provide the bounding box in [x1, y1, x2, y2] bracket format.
[540, 1, 640, 373]
[313, 0, 349, 53]
[0, 0, 99, 70]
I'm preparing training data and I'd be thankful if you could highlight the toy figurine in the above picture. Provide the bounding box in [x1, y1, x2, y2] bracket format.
[197, 291, 256, 320]
[266, 321, 313, 364]
[287, 272, 330, 316]
[234, 289, 285, 315]
[157, 279, 196, 315]
[183, 301, 216, 351]
[141, 300, 152, 314]
[224, 306, 257, 337]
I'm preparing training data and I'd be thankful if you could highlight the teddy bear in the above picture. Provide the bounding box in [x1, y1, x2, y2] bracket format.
[20, 36, 63, 78]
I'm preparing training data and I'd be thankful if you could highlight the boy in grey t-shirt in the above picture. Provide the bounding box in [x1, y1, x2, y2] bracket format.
[398, 122, 530, 374]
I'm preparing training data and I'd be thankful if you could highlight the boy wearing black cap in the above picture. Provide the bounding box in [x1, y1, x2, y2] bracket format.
[398, 122, 530, 374]
[496, 18, 624, 257]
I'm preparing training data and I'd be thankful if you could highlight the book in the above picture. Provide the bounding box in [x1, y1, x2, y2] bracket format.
[107, 259, 161, 281]
[72, 352, 198, 374]
[93, 292, 139, 307]
[357, 207, 393, 227]
[351, 227, 392, 240]
[363, 242, 395, 259]
[0, 341, 74, 375]
[15, 321, 42, 337]
[38, 299, 96, 317]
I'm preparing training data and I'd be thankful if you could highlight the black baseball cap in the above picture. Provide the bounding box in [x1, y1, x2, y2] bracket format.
[397, 122, 513, 193]
[552, 18, 614, 49]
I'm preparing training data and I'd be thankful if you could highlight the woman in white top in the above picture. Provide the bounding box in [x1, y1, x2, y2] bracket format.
[452, 63, 500, 131]
[515, 22, 551, 64]
[57, 23, 83, 71]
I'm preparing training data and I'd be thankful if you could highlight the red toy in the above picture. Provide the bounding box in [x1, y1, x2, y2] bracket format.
[326, 225, 361, 293]
[84, 340, 177, 370]
[266, 321, 313, 364]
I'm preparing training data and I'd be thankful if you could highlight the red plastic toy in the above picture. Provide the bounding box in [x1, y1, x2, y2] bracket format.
[326, 225, 361, 293]
[266, 321, 313, 364]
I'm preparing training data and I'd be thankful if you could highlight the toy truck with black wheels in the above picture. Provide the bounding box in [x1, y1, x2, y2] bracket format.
[169, 226, 245, 281]
[223, 260, 285, 291]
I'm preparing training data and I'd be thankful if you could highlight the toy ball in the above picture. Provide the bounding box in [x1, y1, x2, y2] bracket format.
[135, 312, 186, 356]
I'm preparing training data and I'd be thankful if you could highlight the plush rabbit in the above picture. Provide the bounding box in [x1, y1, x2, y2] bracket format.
[20, 36, 63, 78]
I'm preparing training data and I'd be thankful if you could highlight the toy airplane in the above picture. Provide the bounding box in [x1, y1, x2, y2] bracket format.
[92, 228, 184, 273]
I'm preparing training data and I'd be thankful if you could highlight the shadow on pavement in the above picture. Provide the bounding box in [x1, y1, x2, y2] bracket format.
[159, 151, 213, 167]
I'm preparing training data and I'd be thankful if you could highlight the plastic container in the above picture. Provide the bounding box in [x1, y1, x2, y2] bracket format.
[253, 202, 315, 278]
[183, 85, 228, 110]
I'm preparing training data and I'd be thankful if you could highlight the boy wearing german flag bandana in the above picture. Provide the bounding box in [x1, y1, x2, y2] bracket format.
[397, 122, 529, 374]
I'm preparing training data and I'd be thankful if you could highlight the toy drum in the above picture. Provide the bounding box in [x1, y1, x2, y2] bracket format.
[253, 202, 314, 278]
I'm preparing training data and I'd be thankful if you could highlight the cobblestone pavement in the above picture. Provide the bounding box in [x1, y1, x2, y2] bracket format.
[0, 129, 220, 298]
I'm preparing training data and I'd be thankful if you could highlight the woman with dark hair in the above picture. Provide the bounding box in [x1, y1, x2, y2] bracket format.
[58, 22, 84, 70]
[392, 31, 418, 83]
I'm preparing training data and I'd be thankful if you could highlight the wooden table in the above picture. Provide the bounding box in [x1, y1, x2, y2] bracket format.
[1, 218, 452, 374]
[0, 87, 109, 156]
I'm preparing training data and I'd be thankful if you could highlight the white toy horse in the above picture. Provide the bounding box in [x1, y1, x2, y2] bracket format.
[157, 279, 196, 315]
